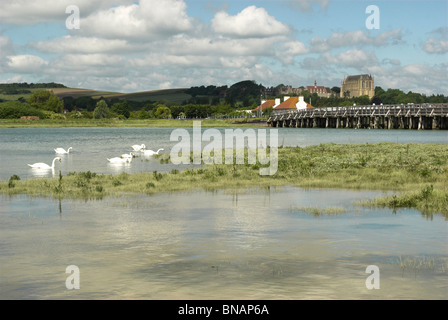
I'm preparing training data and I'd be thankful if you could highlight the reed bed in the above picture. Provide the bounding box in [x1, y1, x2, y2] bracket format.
[1, 142, 447, 217]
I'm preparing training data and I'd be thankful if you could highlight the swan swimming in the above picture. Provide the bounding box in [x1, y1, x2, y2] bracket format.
[131, 144, 146, 151]
[107, 157, 132, 164]
[28, 157, 62, 169]
[121, 152, 135, 159]
[54, 147, 73, 154]
[143, 148, 164, 156]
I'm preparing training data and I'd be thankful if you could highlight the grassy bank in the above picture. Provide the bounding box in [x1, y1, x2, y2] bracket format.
[1, 143, 447, 217]
[0, 118, 267, 128]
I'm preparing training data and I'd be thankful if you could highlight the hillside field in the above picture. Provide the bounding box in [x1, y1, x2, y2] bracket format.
[51, 87, 192, 104]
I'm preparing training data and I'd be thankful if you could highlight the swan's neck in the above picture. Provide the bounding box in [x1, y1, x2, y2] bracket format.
[51, 158, 58, 168]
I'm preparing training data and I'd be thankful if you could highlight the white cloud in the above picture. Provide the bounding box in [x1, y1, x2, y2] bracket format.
[0, 0, 124, 25]
[130, 54, 257, 69]
[301, 49, 378, 70]
[0, 34, 15, 72]
[31, 35, 134, 54]
[423, 38, 448, 54]
[276, 41, 309, 64]
[80, 0, 193, 40]
[369, 63, 448, 95]
[310, 29, 403, 52]
[6, 55, 48, 73]
[212, 6, 291, 38]
[160, 34, 279, 57]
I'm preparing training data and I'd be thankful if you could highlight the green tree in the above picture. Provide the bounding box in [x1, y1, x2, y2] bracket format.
[28, 90, 63, 113]
[331, 86, 341, 94]
[154, 105, 172, 119]
[170, 105, 185, 119]
[111, 101, 130, 118]
[93, 100, 110, 119]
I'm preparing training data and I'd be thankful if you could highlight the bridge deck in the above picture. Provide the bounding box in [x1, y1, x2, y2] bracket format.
[267, 103, 448, 130]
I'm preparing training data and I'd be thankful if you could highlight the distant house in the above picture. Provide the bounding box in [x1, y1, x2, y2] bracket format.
[306, 81, 333, 98]
[253, 98, 281, 112]
[274, 96, 314, 111]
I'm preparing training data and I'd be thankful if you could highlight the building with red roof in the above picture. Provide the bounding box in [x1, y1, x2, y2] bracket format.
[306, 80, 333, 98]
[274, 96, 314, 111]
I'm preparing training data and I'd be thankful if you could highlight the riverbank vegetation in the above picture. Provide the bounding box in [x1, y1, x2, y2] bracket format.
[2, 81, 447, 127]
[1, 143, 447, 218]
[0, 117, 266, 128]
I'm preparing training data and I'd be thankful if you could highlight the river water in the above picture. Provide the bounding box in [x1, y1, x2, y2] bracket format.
[0, 127, 447, 299]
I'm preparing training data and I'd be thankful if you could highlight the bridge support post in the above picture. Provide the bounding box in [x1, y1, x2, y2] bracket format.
[432, 117, 438, 129]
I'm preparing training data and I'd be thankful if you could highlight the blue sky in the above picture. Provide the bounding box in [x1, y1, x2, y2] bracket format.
[0, 0, 447, 95]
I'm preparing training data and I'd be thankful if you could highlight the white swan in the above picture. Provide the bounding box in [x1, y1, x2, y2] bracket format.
[54, 147, 72, 154]
[28, 157, 62, 169]
[121, 152, 135, 159]
[131, 144, 146, 151]
[143, 148, 164, 156]
[108, 157, 132, 164]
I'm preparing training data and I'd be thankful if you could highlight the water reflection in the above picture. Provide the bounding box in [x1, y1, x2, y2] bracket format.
[0, 187, 446, 299]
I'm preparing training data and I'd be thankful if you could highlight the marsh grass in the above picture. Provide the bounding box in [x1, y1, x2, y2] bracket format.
[289, 206, 347, 216]
[1, 143, 447, 217]
[0, 118, 266, 128]
[397, 255, 448, 277]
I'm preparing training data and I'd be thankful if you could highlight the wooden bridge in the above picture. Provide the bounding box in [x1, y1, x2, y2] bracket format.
[267, 103, 448, 130]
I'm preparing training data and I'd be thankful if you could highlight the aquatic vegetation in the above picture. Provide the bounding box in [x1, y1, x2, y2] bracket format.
[289, 206, 347, 216]
[1, 143, 447, 217]
[397, 255, 448, 277]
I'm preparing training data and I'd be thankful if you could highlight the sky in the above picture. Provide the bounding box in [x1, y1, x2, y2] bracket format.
[0, 0, 447, 95]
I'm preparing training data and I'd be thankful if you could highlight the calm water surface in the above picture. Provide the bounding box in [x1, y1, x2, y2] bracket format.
[0, 128, 447, 299]
[0, 127, 447, 180]
[0, 187, 446, 299]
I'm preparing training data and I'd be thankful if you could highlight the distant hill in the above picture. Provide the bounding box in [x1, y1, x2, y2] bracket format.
[50, 87, 193, 104]
[1, 80, 266, 106]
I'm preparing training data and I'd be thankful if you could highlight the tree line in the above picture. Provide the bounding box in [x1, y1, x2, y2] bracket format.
[0, 82, 447, 120]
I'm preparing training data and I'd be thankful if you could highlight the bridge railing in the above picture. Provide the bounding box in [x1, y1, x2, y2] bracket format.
[269, 103, 448, 121]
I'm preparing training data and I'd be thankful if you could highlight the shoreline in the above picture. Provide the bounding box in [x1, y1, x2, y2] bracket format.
[0, 118, 268, 128]
[1, 143, 447, 218]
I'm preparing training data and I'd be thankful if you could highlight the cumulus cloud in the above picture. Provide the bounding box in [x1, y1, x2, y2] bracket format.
[276, 41, 309, 64]
[0, 0, 125, 25]
[79, 0, 193, 40]
[6, 55, 48, 73]
[423, 38, 448, 54]
[212, 6, 291, 38]
[368, 63, 448, 95]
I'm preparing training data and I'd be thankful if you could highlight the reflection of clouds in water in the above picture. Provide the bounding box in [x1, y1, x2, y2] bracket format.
[0, 188, 447, 299]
